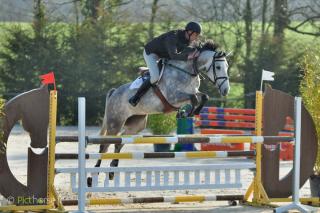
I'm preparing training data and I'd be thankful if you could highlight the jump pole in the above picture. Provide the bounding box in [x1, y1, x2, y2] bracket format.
[78, 97, 86, 212]
[47, 90, 67, 212]
[244, 91, 269, 205]
[47, 90, 56, 209]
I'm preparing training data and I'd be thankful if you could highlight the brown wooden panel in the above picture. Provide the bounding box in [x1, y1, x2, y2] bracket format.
[0, 85, 49, 204]
[262, 86, 317, 198]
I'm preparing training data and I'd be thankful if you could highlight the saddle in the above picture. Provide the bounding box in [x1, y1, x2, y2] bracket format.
[137, 59, 179, 113]
[138, 59, 165, 76]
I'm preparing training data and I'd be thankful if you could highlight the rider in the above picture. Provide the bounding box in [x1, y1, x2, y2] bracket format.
[129, 21, 202, 106]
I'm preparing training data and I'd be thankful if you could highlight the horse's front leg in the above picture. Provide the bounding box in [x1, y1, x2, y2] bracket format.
[87, 144, 110, 187]
[189, 94, 199, 116]
[173, 91, 199, 117]
[192, 92, 209, 115]
[109, 144, 124, 180]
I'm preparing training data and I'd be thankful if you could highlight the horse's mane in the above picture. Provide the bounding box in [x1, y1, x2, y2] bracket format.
[194, 40, 219, 52]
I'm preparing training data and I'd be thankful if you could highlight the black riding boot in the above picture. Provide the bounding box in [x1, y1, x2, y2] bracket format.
[129, 79, 152, 106]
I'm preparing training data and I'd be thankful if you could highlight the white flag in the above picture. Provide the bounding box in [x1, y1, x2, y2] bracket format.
[262, 69, 275, 81]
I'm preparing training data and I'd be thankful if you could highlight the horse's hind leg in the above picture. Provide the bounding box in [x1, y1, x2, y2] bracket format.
[109, 115, 148, 180]
[87, 144, 111, 186]
[87, 117, 125, 187]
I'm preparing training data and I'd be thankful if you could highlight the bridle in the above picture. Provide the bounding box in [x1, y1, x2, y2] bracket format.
[192, 51, 229, 91]
[164, 50, 229, 91]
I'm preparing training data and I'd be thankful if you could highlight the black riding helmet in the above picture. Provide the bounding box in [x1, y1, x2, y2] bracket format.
[185, 21, 202, 34]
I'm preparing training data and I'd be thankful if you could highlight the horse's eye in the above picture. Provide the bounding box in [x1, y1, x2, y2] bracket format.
[216, 66, 221, 70]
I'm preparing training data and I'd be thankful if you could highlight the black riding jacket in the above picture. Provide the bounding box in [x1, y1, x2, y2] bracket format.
[144, 30, 194, 61]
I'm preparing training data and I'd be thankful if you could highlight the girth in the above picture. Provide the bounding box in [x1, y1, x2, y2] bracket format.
[152, 85, 180, 113]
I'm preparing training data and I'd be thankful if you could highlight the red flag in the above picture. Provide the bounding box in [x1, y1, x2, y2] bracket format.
[40, 72, 56, 90]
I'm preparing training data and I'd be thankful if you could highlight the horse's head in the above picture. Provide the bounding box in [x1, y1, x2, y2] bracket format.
[196, 41, 230, 96]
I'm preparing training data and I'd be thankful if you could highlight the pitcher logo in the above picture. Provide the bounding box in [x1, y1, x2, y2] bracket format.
[6, 196, 15, 204]
[16, 196, 48, 205]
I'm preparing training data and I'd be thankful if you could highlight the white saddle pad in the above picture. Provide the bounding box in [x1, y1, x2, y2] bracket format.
[129, 62, 165, 90]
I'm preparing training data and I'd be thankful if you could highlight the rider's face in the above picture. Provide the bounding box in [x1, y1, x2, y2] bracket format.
[187, 31, 200, 42]
[191, 32, 200, 41]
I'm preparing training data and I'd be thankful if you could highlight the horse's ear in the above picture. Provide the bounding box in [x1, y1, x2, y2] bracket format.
[196, 41, 203, 51]
[200, 41, 204, 48]
[215, 51, 226, 58]
[226, 51, 233, 57]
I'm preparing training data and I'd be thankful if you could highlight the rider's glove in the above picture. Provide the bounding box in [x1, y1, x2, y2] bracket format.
[188, 50, 200, 60]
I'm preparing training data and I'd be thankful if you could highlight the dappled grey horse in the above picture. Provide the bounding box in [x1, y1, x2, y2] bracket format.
[87, 42, 230, 185]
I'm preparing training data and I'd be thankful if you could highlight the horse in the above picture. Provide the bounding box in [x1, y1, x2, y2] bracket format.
[87, 41, 230, 185]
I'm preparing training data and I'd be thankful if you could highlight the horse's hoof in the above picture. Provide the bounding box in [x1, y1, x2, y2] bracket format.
[87, 177, 92, 187]
[228, 200, 238, 206]
[109, 172, 114, 180]
[193, 110, 201, 115]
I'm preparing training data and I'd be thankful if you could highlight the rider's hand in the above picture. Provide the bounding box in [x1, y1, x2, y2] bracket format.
[188, 50, 200, 60]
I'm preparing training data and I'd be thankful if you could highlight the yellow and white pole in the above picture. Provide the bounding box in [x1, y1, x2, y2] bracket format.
[47, 90, 57, 207]
[47, 90, 65, 211]
[244, 90, 269, 205]
[253, 90, 263, 202]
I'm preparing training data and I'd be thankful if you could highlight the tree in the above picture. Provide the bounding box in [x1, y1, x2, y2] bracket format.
[243, 0, 255, 107]
[0, 0, 62, 95]
[252, 0, 320, 97]
[33, 0, 46, 37]
[148, 0, 159, 40]
[81, 0, 103, 21]
[273, 0, 288, 42]
[261, 0, 268, 35]
[286, 1, 320, 36]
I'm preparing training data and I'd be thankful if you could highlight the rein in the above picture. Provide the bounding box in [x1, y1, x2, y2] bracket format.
[164, 51, 229, 92]
[165, 61, 198, 77]
[203, 54, 229, 91]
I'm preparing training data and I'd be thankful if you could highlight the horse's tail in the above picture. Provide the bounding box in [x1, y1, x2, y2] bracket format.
[99, 88, 116, 136]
